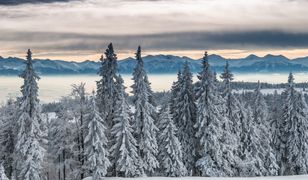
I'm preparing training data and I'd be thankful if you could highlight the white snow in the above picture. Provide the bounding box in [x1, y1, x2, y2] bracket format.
[83, 175, 308, 180]
[234, 88, 308, 95]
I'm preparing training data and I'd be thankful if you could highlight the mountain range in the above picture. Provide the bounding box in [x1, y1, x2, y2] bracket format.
[1, 54, 308, 75]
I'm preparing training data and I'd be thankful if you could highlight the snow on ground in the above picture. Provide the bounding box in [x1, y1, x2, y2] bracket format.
[83, 175, 308, 180]
[234, 88, 308, 95]
[41, 112, 57, 122]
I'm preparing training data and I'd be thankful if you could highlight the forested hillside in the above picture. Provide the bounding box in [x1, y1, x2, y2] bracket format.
[1, 45, 308, 180]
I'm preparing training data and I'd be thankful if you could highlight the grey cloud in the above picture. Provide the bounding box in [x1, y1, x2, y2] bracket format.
[204, 31, 308, 49]
[0, 0, 76, 5]
[0, 0, 168, 6]
[2, 30, 308, 53]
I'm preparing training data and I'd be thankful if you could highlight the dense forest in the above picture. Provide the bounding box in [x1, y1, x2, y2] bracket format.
[1, 44, 308, 180]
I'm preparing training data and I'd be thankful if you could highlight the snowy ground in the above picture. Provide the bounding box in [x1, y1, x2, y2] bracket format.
[234, 88, 308, 95]
[83, 175, 308, 180]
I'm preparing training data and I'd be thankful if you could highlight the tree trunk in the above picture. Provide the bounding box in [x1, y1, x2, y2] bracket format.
[58, 155, 61, 180]
[80, 113, 85, 180]
[63, 150, 66, 180]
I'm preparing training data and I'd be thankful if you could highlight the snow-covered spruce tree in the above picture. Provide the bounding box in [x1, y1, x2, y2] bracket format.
[174, 62, 197, 175]
[0, 163, 9, 180]
[0, 98, 18, 178]
[195, 52, 231, 176]
[131, 46, 159, 175]
[278, 73, 308, 175]
[270, 90, 284, 175]
[157, 105, 187, 177]
[169, 70, 182, 128]
[96, 43, 119, 130]
[273, 75, 292, 175]
[14, 49, 44, 180]
[234, 97, 249, 160]
[71, 83, 89, 179]
[239, 106, 265, 176]
[220, 61, 242, 176]
[84, 92, 110, 180]
[96, 43, 120, 176]
[269, 90, 282, 136]
[144, 74, 157, 107]
[110, 76, 140, 177]
[220, 61, 234, 119]
[251, 82, 278, 176]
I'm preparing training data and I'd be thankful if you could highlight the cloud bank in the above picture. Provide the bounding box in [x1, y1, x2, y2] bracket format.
[0, 0, 308, 59]
[0, 0, 75, 5]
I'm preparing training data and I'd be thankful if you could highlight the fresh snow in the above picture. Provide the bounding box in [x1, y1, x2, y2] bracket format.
[83, 175, 308, 180]
[234, 88, 308, 95]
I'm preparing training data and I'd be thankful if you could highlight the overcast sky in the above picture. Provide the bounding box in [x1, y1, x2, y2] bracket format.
[0, 0, 308, 61]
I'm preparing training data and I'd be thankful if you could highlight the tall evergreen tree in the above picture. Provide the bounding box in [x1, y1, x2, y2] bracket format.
[174, 62, 197, 175]
[220, 61, 234, 118]
[251, 82, 278, 176]
[158, 105, 187, 177]
[239, 106, 265, 176]
[0, 98, 18, 178]
[84, 93, 110, 180]
[14, 49, 44, 180]
[235, 96, 249, 163]
[274, 74, 295, 174]
[96, 43, 119, 129]
[131, 46, 159, 175]
[269, 90, 282, 137]
[277, 73, 308, 175]
[96, 44, 120, 176]
[144, 75, 156, 107]
[220, 61, 242, 175]
[170, 70, 182, 127]
[110, 76, 141, 177]
[270, 90, 283, 174]
[195, 52, 226, 176]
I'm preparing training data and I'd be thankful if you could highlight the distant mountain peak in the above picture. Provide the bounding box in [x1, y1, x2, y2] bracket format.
[0, 54, 308, 75]
[209, 54, 224, 59]
[245, 54, 260, 60]
[264, 54, 288, 59]
[143, 54, 190, 61]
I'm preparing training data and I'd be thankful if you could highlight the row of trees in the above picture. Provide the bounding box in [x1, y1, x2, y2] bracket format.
[1, 44, 308, 180]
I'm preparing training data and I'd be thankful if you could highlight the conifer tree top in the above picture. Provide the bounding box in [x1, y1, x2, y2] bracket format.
[198, 51, 212, 82]
[20, 49, 40, 100]
[136, 45, 142, 61]
[105, 43, 117, 60]
[27, 49, 32, 60]
[25, 49, 34, 73]
[220, 61, 234, 82]
[21, 49, 39, 78]
[288, 72, 294, 87]
[202, 51, 209, 67]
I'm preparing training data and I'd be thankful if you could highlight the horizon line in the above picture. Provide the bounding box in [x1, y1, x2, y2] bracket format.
[1, 51, 308, 62]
